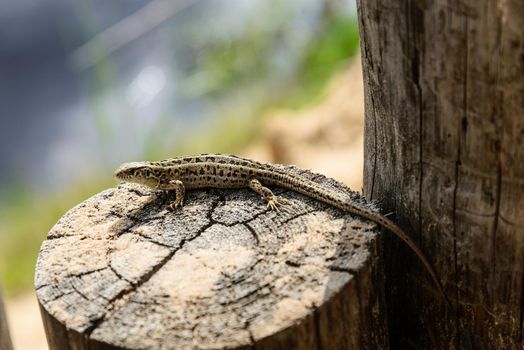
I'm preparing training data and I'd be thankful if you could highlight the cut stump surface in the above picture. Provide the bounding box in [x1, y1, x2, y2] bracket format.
[36, 166, 387, 350]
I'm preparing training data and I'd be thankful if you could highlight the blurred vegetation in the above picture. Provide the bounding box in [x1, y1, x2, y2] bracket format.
[0, 181, 113, 295]
[0, 15, 359, 296]
[278, 16, 360, 108]
[174, 15, 360, 154]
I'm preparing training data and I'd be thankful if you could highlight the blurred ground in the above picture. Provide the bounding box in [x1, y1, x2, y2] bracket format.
[5, 56, 364, 350]
[5, 292, 47, 350]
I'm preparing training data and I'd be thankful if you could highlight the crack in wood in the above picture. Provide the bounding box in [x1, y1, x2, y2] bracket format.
[328, 266, 358, 275]
[66, 267, 108, 280]
[243, 223, 260, 246]
[84, 197, 221, 337]
[107, 264, 132, 284]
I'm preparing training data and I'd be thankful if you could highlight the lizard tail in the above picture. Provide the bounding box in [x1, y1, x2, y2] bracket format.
[344, 204, 449, 304]
[267, 171, 448, 304]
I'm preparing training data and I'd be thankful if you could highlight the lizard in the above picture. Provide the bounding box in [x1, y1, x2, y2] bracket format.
[114, 153, 447, 301]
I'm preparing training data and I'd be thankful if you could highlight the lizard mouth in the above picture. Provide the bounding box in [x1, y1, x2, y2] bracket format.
[114, 162, 145, 181]
[114, 167, 130, 181]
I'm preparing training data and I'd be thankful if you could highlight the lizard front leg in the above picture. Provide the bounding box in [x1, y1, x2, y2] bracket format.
[248, 179, 288, 211]
[166, 180, 185, 210]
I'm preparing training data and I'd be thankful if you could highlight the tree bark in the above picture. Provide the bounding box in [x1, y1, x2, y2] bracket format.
[35, 166, 388, 349]
[357, 0, 524, 348]
[0, 286, 13, 350]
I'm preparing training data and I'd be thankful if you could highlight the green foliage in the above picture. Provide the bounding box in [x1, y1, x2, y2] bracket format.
[278, 16, 360, 108]
[177, 15, 360, 153]
[181, 31, 271, 99]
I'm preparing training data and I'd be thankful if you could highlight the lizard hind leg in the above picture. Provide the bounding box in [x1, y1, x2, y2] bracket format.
[248, 179, 289, 211]
[168, 180, 186, 210]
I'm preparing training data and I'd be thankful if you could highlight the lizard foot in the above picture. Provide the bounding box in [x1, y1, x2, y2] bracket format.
[168, 199, 184, 210]
[266, 197, 291, 212]
[249, 178, 292, 212]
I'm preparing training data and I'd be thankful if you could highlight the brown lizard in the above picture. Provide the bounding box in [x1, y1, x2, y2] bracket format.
[115, 153, 446, 301]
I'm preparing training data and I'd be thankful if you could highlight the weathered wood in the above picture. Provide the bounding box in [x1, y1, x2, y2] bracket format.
[35, 166, 388, 349]
[357, 0, 524, 348]
[0, 286, 13, 350]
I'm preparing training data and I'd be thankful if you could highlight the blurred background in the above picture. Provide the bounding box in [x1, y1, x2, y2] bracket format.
[0, 0, 363, 348]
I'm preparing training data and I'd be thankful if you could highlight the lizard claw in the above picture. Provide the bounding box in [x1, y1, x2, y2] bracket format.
[267, 200, 279, 211]
[266, 197, 290, 212]
[168, 199, 184, 210]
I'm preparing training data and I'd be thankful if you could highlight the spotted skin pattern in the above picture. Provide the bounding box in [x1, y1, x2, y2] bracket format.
[115, 153, 446, 301]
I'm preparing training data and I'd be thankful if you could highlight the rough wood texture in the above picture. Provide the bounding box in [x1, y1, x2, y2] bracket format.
[0, 286, 13, 350]
[35, 166, 388, 350]
[357, 0, 524, 348]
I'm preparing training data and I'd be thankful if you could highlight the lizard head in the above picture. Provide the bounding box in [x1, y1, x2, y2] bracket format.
[114, 162, 159, 188]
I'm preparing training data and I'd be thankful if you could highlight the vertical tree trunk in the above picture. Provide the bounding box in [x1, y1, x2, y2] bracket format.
[357, 0, 524, 348]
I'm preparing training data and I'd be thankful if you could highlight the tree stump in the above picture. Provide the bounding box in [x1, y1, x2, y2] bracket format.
[0, 285, 13, 350]
[35, 166, 388, 350]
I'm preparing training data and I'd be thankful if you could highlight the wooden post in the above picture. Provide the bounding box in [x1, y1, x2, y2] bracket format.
[0, 285, 13, 350]
[35, 167, 388, 349]
[357, 0, 524, 348]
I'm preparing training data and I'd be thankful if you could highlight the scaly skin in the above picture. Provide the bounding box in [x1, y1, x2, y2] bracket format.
[115, 153, 446, 301]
